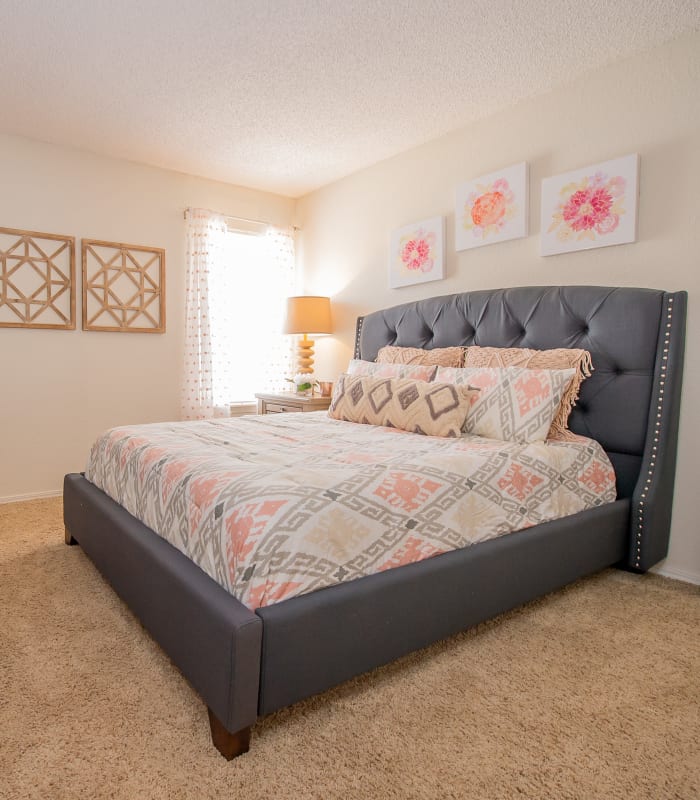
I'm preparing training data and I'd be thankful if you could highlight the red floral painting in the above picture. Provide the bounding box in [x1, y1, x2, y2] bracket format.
[541, 154, 639, 256]
[455, 162, 528, 251]
[551, 172, 626, 239]
[466, 179, 515, 237]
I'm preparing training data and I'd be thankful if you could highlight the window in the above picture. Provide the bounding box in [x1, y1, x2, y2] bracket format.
[209, 226, 295, 405]
[182, 209, 296, 419]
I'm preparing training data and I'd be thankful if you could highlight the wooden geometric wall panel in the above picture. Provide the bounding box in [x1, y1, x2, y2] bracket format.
[82, 239, 166, 333]
[0, 227, 76, 329]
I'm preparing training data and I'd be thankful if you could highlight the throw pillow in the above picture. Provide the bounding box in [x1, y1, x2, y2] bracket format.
[346, 359, 437, 382]
[328, 373, 475, 437]
[462, 346, 593, 439]
[375, 345, 465, 368]
[435, 366, 576, 443]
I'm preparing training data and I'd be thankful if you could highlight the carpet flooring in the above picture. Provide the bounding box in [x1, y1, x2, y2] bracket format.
[0, 497, 698, 800]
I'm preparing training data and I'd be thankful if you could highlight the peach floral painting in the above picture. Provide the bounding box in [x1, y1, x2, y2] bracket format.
[455, 162, 528, 251]
[389, 216, 444, 288]
[541, 154, 639, 256]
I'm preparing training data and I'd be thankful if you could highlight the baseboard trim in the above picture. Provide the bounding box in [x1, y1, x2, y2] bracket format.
[651, 565, 700, 586]
[0, 489, 62, 504]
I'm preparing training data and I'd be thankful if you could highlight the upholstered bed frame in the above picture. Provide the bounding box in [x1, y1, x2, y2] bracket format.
[63, 285, 686, 759]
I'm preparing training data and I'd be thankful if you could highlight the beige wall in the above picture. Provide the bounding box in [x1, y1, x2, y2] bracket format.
[0, 134, 294, 500]
[297, 32, 699, 581]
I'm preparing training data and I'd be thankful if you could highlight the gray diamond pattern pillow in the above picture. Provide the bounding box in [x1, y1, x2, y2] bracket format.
[329, 373, 476, 437]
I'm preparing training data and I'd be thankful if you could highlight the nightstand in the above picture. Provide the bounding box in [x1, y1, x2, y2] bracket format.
[255, 391, 332, 415]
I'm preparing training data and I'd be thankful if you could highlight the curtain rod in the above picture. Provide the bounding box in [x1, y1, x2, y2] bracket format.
[183, 207, 300, 230]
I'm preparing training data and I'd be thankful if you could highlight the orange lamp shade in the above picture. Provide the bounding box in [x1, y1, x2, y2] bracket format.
[283, 296, 332, 335]
[283, 296, 332, 375]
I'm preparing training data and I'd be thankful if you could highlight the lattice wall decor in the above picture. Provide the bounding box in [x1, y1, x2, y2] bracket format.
[0, 227, 76, 329]
[82, 239, 166, 333]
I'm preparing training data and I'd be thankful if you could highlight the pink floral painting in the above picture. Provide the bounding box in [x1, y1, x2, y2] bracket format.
[541, 154, 639, 256]
[400, 232, 435, 272]
[389, 216, 444, 288]
[455, 162, 528, 251]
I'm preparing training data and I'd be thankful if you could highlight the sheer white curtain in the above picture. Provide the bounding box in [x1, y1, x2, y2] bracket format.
[182, 208, 296, 419]
[182, 208, 228, 419]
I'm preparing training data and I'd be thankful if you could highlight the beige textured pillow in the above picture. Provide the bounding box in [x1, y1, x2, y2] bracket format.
[376, 345, 465, 368]
[328, 373, 475, 437]
[463, 346, 593, 440]
[346, 359, 437, 382]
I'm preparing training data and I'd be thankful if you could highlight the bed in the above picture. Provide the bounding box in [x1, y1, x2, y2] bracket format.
[63, 285, 687, 759]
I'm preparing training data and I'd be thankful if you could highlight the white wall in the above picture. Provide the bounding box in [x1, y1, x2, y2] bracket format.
[0, 135, 294, 500]
[297, 32, 700, 581]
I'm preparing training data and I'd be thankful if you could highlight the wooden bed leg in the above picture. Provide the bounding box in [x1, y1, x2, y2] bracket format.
[207, 708, 251, 760]
[65, 526, 78, 546]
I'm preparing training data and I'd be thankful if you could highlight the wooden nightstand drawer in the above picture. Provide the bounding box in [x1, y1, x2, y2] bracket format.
[265, 402, 302, 414]
[255, 392, 332, 415]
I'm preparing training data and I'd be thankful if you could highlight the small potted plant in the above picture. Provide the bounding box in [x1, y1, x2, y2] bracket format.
[287, 374, 317, 396]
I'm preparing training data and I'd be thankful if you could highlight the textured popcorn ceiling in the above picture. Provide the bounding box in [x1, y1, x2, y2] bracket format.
[1, 1, 698, 197]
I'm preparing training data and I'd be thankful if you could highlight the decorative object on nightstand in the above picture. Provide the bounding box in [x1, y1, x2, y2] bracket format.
[255, 391, 332, 415]
[287, 373, 317, 395]
[283, 295, 332, 374]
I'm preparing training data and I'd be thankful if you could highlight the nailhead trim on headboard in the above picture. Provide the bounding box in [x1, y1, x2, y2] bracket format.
[354, 316, 364, 359]
[635, 295, 673, 568]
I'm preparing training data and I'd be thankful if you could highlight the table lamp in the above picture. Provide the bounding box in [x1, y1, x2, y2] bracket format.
[283, 295, 332, 374]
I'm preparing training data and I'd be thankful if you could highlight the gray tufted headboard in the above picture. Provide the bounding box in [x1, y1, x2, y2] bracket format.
[354, 286, 687, 572]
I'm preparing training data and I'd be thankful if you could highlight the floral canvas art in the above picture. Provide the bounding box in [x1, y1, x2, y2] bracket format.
[455, 162, 528, 251]
[389, 216, 444, 288]
[541, 154, 639, 256]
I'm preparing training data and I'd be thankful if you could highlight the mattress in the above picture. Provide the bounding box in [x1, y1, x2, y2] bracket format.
[84, 412, 616, 610]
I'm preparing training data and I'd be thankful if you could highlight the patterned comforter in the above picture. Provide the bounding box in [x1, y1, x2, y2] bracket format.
[85, 412, 616, 610]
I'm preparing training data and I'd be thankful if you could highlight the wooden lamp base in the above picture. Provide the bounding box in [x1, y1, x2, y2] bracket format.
[296, 334, 315, 374]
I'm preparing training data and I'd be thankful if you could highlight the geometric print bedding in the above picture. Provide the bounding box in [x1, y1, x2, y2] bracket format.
[85, 412, 616, 610]
[436, 366, 575, 443]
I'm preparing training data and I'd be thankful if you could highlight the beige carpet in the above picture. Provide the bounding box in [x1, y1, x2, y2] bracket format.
[0, 498, 698, 800]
